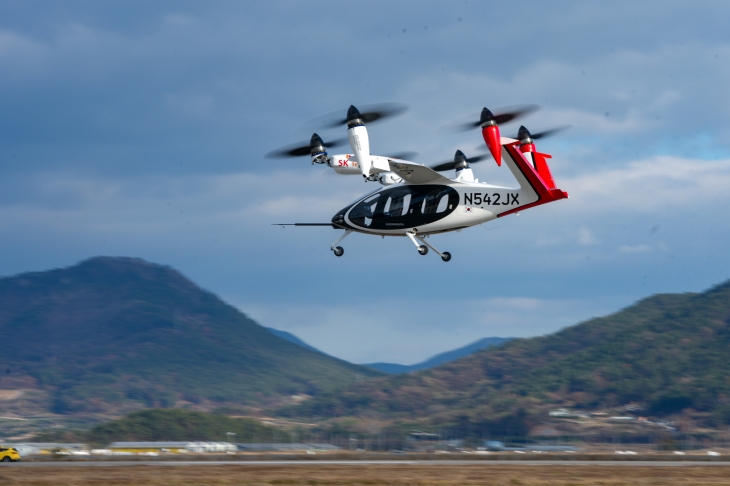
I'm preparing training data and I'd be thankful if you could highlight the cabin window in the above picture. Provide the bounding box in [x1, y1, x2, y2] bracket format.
[383, 197, 392, 214]
[384, 191, 411, 217]
[421, 190, 444, 214]
[401, 194, 411, 216]
[436, 194, 449, 213]
[349, 193, 382, 226]
[363, 194, 379, 215]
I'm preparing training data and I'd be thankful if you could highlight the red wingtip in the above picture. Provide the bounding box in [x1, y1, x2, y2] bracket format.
[482, 125, 502, 166]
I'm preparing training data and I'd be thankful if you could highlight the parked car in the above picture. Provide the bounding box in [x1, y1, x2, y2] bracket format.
[0, 446, 21, 462]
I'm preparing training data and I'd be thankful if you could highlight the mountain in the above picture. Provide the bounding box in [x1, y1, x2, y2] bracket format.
[264, 327, 513, 374]
[364, 337, 513, 374]
[34, 409, 289, 445]
[279, 280, 730, 431]
[362, 362, 411, 374]
[265, 327, 324, 355]
[0, 257, 381, 415]
[263, 328, 513, 374]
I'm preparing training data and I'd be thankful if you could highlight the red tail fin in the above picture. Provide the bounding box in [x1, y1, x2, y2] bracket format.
[532, 152, 557, 189]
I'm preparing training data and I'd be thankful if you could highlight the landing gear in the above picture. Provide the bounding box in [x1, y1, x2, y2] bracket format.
[331, 230, 352, 258]
[406, 231, 450, 262]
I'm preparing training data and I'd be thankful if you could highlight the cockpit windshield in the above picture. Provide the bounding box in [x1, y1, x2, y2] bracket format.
[348, 185, 458, 229]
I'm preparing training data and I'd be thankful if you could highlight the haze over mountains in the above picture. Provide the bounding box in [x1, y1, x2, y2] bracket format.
[0, 257, 381, 415]
[362, 337, 514, 374]
[265, 327, 513, 374]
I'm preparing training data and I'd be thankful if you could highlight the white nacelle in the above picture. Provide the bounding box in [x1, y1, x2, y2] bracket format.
[327, 153, 361, 174]
[377, 171, 403, 185]
[348, 124, 371, 177]
[327, 154, 391, 176]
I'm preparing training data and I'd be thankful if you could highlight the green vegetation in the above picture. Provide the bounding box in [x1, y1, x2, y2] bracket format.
[0, 257, 381, 414]
[279, 280, 730, 433]
[34, 409, 290, 446]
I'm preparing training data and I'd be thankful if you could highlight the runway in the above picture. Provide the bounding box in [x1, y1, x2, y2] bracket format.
[5, 460, 730, 467]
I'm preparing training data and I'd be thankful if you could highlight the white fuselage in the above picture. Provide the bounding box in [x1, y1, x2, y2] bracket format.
[331, 181, 538, 236]
[329, 142, 543, 236]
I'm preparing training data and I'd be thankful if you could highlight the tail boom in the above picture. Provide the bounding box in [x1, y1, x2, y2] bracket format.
[495, 139, 568, 218]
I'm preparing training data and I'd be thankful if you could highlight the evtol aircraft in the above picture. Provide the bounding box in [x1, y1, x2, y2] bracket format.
[267, 104, 568, 262]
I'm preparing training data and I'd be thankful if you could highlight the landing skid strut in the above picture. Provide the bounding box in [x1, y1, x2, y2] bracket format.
[406, 231, 451, 262]
[331, 229, 353, 257]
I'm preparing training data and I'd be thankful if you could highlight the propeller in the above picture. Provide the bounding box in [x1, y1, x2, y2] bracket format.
[512, 124, 573, 143]
[430, 150, 488, 172]
[300, 102, 409, 132]
[438, 104, 539, 132]
[265, 133, 346, 159]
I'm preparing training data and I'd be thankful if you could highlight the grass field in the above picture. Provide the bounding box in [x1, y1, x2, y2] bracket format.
[3, 464, 730, 486]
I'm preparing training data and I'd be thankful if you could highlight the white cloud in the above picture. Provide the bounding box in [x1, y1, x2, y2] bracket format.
[558, 156, 730, 213]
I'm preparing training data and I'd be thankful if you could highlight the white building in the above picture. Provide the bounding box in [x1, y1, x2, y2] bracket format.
[107, 441, 237, 453]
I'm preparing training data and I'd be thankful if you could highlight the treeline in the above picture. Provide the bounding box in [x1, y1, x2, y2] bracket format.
[34, 409, 291, 446]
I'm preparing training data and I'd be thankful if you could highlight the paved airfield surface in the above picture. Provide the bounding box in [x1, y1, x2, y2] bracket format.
[6, 459, 730, 467]
[4, 462, 730, 486]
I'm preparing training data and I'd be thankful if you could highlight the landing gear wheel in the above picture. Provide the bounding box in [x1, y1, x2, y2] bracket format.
[418, 245, 428, 255]
[333, 246, 344, 257]
[441, 252, 451, 262]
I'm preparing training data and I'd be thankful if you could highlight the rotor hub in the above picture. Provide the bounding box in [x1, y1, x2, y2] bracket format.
[517, 126, 533, 145]
[479, 107, 497, 128]
[346, 105, 364, 127]
[454, 150, 469, 169]
[309, 133, 327, 155]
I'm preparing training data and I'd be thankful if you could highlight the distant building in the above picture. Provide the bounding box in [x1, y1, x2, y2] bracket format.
[107, 442, 236, 453]
[528, 445, 579, 452]
[3, 443, 89, 456]
[235, 443, 340, 452]
[548, 408, 588, 418]
[485, 440, 509, 451]
[549, 409, 582, 418]
[484, 441, 578, 452]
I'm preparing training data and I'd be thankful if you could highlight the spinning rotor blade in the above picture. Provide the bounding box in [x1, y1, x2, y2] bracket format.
[430, 150, 488, 172]
[439, 104, 540, 132]
[301, 102, 409, 132]
[265, 133, 346, 159]
[511, 124, 573, 142]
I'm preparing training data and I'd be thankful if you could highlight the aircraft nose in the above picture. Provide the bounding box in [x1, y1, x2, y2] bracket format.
[332, 209, 349, 228]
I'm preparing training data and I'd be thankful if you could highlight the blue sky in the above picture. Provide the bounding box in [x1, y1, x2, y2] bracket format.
[1, 1, 730, 363]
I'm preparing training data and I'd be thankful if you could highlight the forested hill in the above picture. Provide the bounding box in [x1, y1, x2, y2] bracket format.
[0, 257, 381, 414]
[281, 280, 730, 424]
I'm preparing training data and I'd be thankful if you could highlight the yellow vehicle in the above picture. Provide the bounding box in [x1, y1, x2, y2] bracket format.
[0, 446, 20, 462]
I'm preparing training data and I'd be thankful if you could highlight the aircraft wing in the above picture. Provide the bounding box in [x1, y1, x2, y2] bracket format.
[387, 159, 455, 185]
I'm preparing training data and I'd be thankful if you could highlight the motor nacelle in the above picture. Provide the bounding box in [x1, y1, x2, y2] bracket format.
[309, 133, 330, 165]
[311, 153, 328, 165]
[327, 153, 361, 174]
[327, 154, 391, 176]
[377, 171, 403, 185]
